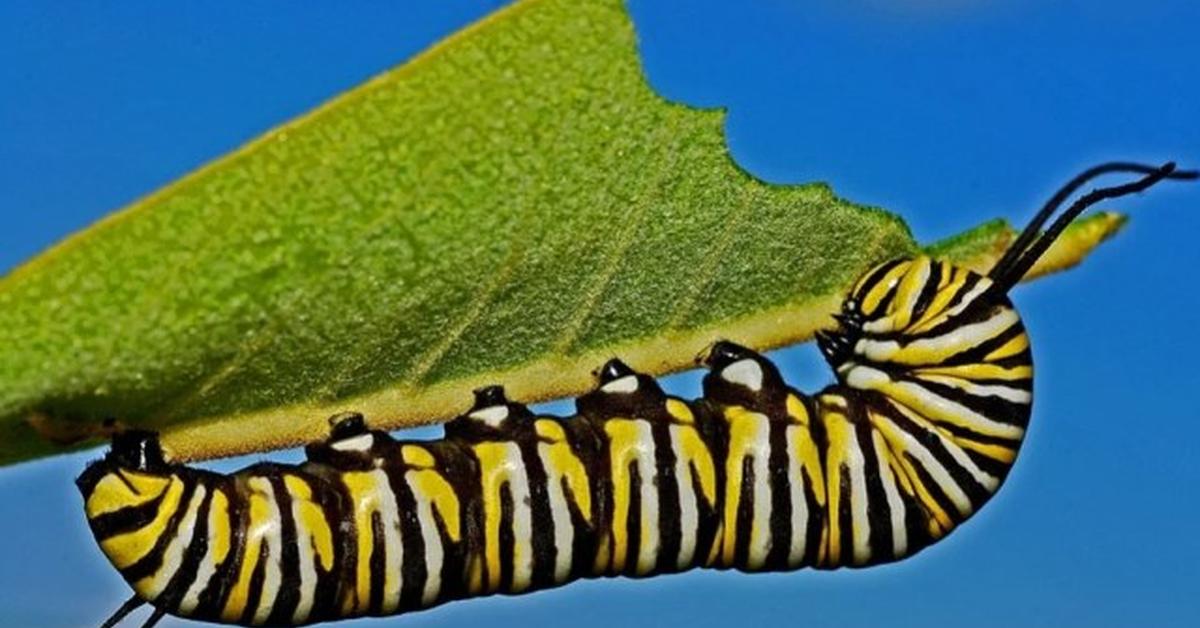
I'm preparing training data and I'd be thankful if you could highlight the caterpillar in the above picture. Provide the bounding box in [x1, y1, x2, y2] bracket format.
[78, 162, 1196, 627]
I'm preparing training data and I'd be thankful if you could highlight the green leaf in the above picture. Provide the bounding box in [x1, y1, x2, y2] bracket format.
[0, 0, 1124, 466]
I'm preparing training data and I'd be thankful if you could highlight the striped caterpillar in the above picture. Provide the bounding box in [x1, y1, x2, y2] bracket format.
[78, 162, 1196, 627]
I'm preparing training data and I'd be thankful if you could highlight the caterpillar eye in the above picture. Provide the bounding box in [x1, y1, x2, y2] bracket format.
[816, 330, 854, 370]
[108, 429, 165, 472]
[832, 312, 863, 329]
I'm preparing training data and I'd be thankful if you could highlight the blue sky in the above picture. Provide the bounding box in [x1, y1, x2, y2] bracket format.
[2, 1, 1199, 626]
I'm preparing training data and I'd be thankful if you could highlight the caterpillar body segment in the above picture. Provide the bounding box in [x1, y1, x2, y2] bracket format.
[77, 162, 1197, 626]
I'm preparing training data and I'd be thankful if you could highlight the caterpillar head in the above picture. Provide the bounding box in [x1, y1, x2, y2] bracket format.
[817, 256, 1012, 381]
[820, 162, 1198, 391]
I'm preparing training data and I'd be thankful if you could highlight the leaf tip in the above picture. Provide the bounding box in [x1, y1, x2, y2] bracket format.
[1024, 211, 1128, 280]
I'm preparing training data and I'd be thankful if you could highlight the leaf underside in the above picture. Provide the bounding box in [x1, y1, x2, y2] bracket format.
[0, 0, 1125, 466]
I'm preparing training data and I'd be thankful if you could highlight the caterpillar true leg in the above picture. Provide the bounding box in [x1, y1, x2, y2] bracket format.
[78, 161, 1197, 626]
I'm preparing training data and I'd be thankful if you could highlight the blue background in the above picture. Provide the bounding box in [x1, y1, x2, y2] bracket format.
[2, 1, 1198, 626]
